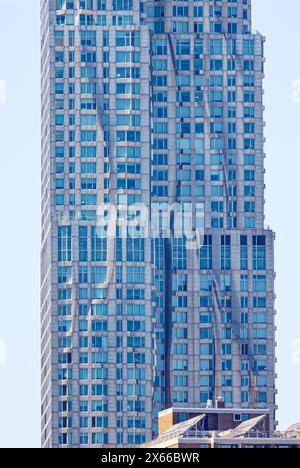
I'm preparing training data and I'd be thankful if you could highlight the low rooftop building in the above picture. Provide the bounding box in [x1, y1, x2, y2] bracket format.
[142, 405, 300, 449]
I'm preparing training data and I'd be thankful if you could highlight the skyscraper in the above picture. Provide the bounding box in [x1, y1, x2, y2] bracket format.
[41, 0, 276, 448]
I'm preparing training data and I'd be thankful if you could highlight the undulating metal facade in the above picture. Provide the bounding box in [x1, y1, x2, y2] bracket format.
[41, 0, 276, 448]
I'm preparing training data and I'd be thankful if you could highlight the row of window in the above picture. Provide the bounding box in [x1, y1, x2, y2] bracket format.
[58, 431, 144, 447]
[56, 357, 267, 380]
[56, 0, 131, 12]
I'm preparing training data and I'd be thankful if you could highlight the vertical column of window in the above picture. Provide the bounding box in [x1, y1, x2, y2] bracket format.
[125, 233, 147, 441]
[199, 272, 214, 405]
[145, 2, 165, 34]
[253, 34, 265, 231]
[199, 235, 212, 270]
[78, 226, 88, 262]
[162, 31, 177, 401]
[88, 225, 109, 446]
[152, 38, 168, 199]
[251, 235, 268, 405]
[54, 29, 67, 211]
[242, 37, 256, 229]
[115, 223, 124, 446]
[193, 2, 204, 34]
[80, 29, 98, 221]
[151, 34, 169, 425]
[201, 33, 210, 229]
[240, 235, 248, 270]
[55, 25, 76, 443]
[55, 1, 76, 26]
[194, 38, 205, 203]
[125, 263, 147, 446]
[152, 237, 165, 419]
[176, 38, 193, 201]
[219, 234, 233, 405]
[226, 38, 238, 229]
[58, 226, 72, 262]
[238, 233, 254, 406]
[80, 29, 98, 218]
[90, 226, 107, 262]
[209, 2, 223, 34]
[220, 265, 235, 406]
[209, 37, 226, 229]
[243, 0, 252, 33]
[115, 27, 151, 446]
[171, 238, 188, 404]
[101, 29, 110, 204]
[226, 3, 238, 34]
[125, 218, 148, 441]
[78, 230, 90, 451]
[232, 32, 244, 231]
[236, 0, 252, 34]
[199, 235, 214, 403]
[57, 220, 74, 444]
[78, 0, 101, 28]
[77, 219, 90, 447]
[88, 310, 109, 446]
[221, 235, 231, 271]
[96, 0, 107, 27]
[112, 0, 135, 27]
[66, 27, 77, 221]
[172, 2, 189, 34]
[54, 25, 73, 231]
[252, 235, 266, 271]
[220, 233, 244, 408]
[115, 30, 142, 206]
[240, 266, 250, 405]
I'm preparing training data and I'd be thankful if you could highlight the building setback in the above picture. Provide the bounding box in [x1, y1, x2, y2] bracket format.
[41, 0, 276, 447]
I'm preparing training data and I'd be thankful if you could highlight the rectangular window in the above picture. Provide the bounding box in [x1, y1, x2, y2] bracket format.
[91, 227, 107, 261]
[58, 226, 72, 262]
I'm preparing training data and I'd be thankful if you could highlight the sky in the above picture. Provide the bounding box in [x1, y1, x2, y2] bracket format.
[0, 0, 299, 448]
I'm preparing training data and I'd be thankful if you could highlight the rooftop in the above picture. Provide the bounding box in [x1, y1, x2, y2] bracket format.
[159, 406, 271, 416]
[142, 407, 300, 448]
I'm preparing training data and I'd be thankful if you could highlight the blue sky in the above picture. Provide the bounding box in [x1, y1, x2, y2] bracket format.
[0, 0, 299, 447]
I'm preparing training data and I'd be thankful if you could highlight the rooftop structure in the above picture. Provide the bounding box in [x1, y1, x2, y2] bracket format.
[142, 406, 300, 449]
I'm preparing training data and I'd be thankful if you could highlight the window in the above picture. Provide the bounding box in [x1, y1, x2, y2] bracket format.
[126, 238, 145, 262]
[91, 227, 107, 261]
[200, 236, 212, 270]
[253, 275, 266, 292]
[78, 226, 88, 262]
[91, 266, 107, 284]
[127, 266, 144, 284]
[58, 226, 72, 262]
[253, 236, 266, 270]
[116, 31, 140, 47]
[240, 236, 248, 270]
[221, 235, 231, 270]
[173, 238, 187, 270]
[113, 0, 132, 10]
[81, 30, 96, 47]
[91, 304, 108, 316]
[210, 39, 222, 55]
